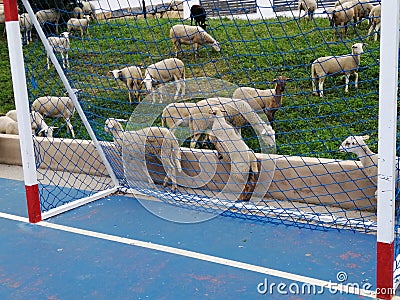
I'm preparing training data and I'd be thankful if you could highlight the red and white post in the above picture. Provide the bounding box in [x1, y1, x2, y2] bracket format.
[3, 0, 41, 223]
[377, 0, 400, 298]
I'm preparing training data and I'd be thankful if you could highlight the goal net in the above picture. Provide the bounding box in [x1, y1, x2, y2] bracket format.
[4, 0, 399, 296]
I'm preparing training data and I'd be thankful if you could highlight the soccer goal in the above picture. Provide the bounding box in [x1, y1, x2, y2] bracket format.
[3, 0, 399, 298]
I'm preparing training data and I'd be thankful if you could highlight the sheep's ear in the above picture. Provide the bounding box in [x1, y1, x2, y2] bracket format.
[361, 135, 370, 141]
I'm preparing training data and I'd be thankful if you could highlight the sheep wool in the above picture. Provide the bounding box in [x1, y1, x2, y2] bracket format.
[170, 24, 220, 58]
[311, 42, 364, 97]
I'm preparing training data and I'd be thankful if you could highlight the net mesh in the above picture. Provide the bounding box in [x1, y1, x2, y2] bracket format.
[16, 0, 385, 231]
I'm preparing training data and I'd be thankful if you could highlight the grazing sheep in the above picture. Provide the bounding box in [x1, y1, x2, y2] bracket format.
[31, 89, 81, 138]
[0, 116, 19, 135]
[232, 76, 290, 126]
[161, 102, 198, 129]
[367, 4, 381, 41]
[187, 97, 276, 149]
[19, 13, 32, 45]
[104, 118, 182, 190]
[82, 1, 96, 20]
[331, 0, 357, 38]
[208, 107, 259, 201]
[298, 0, 317, 20]
[67, 16, 91, 38]
[6, 109, 55, 137]
[109, 66, 143, 103]
[353, 1, 373, 25]
[72, 7, 83, 19]
[30, 111, 56, 137]
[35, 8, 60, 33]
[190, 4, 207, 30]
[170, 24, 220, 58]
[143, 58, 185, 102]
[311, 42, 364, 97]
[47, 32, 70, 69]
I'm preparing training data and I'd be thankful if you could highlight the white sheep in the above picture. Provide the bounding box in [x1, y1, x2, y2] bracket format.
[19, 13, 32, 45]
[6, 109, 55, 137]
[161, 102, 198, 129]
[311, 42, 364, 97]
[82, 1, 97, 20]
[331, 0, 357, 37]
[0, 116, 19, 135]
[31, 89, 80, 138]
[367, 4, 381, 41]
[72, 7, 83, 19]
[298, 0, 317, 20]
[109, 66, 143, 103]
[35, 8, 60, 33]
[169, 24, 220, 58]
[187, 97, 276, 149]
[104, 118, 182, 190]
[339, 135, 378, 184]
[30, 111, 56, 137]
[208, 107, 259, 201]
[67, 16, 91, 38]
[47, 32, 70, 69]
[143, 58, 185, 102]
[353, 1, 373, 25]
[232, 76, 290, 126]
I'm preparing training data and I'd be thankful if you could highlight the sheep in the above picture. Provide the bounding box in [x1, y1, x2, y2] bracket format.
[331, 0, 357, 38]
[19, 13, 32, 45]
[30, 111, 56, 137]
[67, 16, 91, 39]
[0, 116, 19, 135]
[353, 1, 373, 25]
[6, 109, 55, 137]
[82, 1, 96, 20]
[31, 89, 81, 138]
[108, 66, 143, 103]
[187, 97, 276, 149]
[208, 107, 259, 201]
[143, 58, 185, 102]
[298, 0, 317, 20]
[311, 42, 364, 97]
[104, 118, 182, 190]
[35, 8, 60, 34]
[190, 5, 207, 31]
[169, 24, 220, 58]
[367, 4, 381, 41]
[47, 32, 70, 69]
[72, 7, 83, 19]
[339, 135, 378, 185]
[161, 102, 198, 129]
[339, 135, 400, 188]
[232, 76, 290, 126]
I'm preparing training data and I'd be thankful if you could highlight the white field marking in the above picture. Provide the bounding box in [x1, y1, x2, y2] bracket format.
[0, 211, 392, 298]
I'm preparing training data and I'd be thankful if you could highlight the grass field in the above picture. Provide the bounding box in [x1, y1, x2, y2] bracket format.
[0, 15, 381, 159]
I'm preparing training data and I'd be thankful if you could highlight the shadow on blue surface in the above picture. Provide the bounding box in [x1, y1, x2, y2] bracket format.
[0, 178, 377, 299]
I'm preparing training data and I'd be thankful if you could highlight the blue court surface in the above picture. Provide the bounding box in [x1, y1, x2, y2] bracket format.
[0, 177, 392, 299]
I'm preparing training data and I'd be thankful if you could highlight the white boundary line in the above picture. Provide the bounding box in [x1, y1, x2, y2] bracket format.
[0, 211, 397, 299]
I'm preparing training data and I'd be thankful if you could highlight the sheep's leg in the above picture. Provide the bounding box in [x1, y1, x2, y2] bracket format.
[66, 119, 75, 138]
[354, 72, 359, 89]
[344, 74, 350, 93]
[65, 52, 70, 68]
[318, 77, 325, 97]
[47, 55, 51, 70]
[311, 77, 318, 96]
[374, 23, 381, 41]
[60, 53, 66, 68]
[190, 133, 202, 148]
